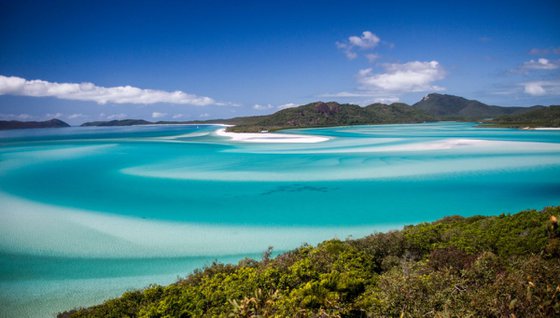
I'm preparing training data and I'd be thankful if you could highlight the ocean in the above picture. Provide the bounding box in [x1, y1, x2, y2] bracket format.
[1, 122, 559, 317]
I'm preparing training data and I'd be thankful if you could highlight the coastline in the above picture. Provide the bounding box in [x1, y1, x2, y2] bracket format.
[2, 122, 559, 318]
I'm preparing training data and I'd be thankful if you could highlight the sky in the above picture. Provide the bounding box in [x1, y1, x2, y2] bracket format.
[0, 0, 559, 125]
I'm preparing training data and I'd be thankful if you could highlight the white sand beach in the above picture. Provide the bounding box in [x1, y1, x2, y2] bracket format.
[214, 128, 329, 143]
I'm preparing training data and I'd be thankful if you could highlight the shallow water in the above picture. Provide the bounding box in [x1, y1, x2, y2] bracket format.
[1, 122, 559, 317]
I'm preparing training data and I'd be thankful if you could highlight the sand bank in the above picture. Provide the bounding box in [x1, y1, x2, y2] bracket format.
[214, 128, 329, 143]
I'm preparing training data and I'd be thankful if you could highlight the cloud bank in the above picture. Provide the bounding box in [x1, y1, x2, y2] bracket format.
[357, 61, 445, 93]
[0, 75, 216, 106]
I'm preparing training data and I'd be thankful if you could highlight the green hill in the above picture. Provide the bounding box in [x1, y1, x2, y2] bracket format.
[0, 118, 70, 130]
[412, 93, 541, 120]
[227, 101, 434, 132]
[60, 206, 560, 318]
[77, 94, 557, 132]
[485, 105, 560, 128]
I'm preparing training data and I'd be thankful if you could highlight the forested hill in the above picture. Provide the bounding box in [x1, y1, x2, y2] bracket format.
[226, 101, 434, 132]
[411, 93, 541, 120]
[0, 118, 70, 130]
[60, 206, 560, 318]
[76, 94, 558, 132]
[225, 95, 553, 132]
[485, 105, 560, 128]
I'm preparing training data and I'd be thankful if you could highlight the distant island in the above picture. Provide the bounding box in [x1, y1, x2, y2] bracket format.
[59, 206, 560, 318]
[80, 119, 152, 127]
[2, 94, 558, 131]
[0, 118, 70, 130]
[79, 118, 225, 127]
[79, 94, 558, 132]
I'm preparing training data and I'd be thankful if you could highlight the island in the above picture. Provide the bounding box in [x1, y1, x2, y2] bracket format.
[59, 206, 560, 318]
[0, 118, 70, 130]
[78, 94, 558, 132]
[80, 119, 152, 127]
[3, 95, 557, 132]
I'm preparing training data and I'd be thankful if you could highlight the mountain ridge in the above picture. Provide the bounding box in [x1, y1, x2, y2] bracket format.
[412, 93, 543, 119]
[78, 93, 557, 131]
[3, 94, 557, 131]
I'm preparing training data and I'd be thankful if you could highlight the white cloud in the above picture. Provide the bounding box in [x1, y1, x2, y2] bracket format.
[357, 61, 446, 93]
[0, 75, 216, 106]
[253, 103, 299, 111]
[349, 31, 380, 49]
[67, 113, 85, 119]
[335, 42, 354, 59]
[172, 114, 185, 119]
[102, 113, 128, 120]
[0, 113, 33, 120]
[151, 112, 167, 118]
[45, 112, 63, 119]
[523, 81, 560, 96]
[336, 31, 380, 60]
[277, 103, 298, 110]
[365, 53, 380, 63]
[524, 83, 546, 95]
[215, 101, 241, 107]
[522, 58, 559, 70]
[199, 113, 210, 118]
[18, 113, 32, 120]
[253, 103, 274, 110]
[341, 49, 358, 60]
[373, 97, 400, 104]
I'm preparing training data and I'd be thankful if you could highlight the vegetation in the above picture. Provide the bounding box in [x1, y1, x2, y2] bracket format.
[0, 118, 70, 130]
[484, 105, 560, 128]
[60, 206, 560, 318]
[411, 93, 540, 120]
[76, 94, 558, 132]
[226, 102, 434, 132]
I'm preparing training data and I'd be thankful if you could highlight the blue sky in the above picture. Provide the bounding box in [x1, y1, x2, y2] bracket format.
[1, 0, 559, 124]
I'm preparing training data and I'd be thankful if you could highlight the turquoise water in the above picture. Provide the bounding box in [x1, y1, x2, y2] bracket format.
[1, 122, 559, 317]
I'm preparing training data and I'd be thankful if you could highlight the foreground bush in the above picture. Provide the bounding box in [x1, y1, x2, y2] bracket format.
[59, 207, 560, 318]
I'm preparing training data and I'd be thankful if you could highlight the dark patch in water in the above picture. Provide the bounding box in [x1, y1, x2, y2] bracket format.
[261, 184, 334, 195]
